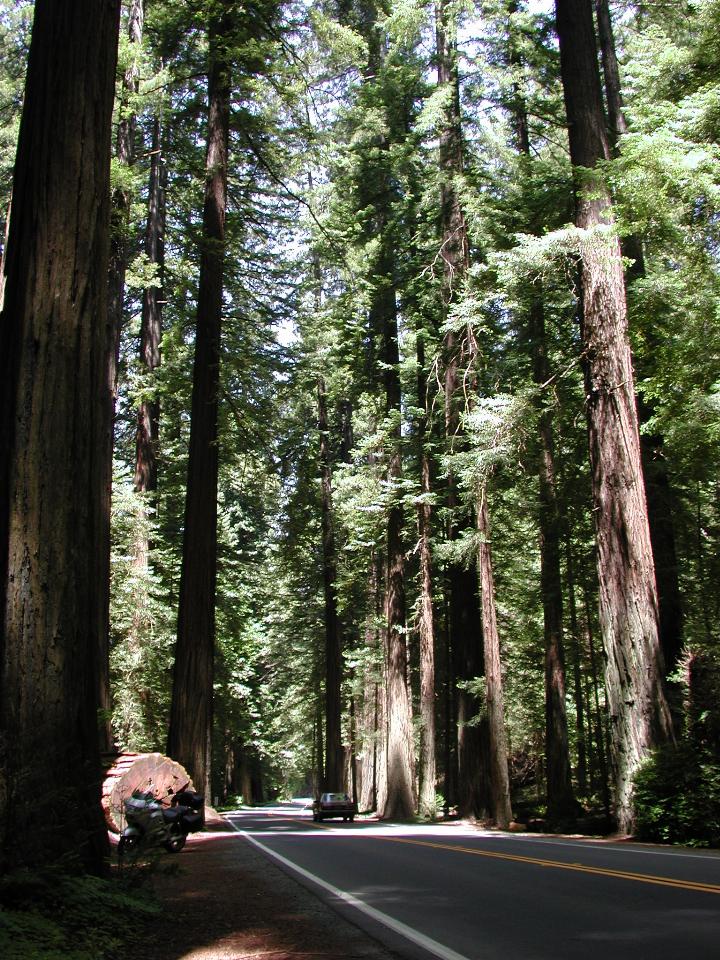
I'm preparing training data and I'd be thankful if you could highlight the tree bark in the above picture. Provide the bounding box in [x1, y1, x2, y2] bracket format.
[349, 3, 414, 820]
[530, 298, 576, 822]
[0, 0, 121, 873]
[379, 253, 415, 820]
[504, 27, 577, 820]
[583, 577, 611, 815]
[564, 536, 588, 796]
[435, 0, 489, 820]
[554, 0, 673, 833]
[416, 335, 437, 819]
[476, 492, 512, 828]
[594, 0, 627, 149]
[318, 376, 344, 790]
[134, 115, 165, 497]
[594, 0, 684, 675]
[167, 15, 231, 800]
[108, 0, 144, 383]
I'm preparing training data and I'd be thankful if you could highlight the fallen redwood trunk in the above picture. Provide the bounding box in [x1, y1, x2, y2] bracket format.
[102, 752, 197, 833]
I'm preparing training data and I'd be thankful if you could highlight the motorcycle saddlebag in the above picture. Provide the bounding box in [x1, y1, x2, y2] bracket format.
[182, 810, 204, 832]
[174, 790, 204, 811]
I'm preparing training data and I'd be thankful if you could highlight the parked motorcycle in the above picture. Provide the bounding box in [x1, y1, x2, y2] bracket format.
[118, 786, 205, 857]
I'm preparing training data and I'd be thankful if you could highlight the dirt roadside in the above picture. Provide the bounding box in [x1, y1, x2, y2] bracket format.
[133, 815, 402, 960]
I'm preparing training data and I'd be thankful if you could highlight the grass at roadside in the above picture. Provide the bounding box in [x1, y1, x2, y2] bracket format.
[0, 857, 162, 960]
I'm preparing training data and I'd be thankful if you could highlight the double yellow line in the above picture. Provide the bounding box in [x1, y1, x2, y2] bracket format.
[302, 819, 720, 895]
[382, 836, 720, 895]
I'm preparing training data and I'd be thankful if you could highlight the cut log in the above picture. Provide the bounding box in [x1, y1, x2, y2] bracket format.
[102, 752, 197, 833]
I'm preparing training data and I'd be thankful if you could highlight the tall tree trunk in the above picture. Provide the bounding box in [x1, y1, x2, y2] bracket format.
[564, 536, 588, 796]
[108, 0, 144, 376]
[416, 334, 437, 819]
[126, 115, 166, 729]
[167, 16, 231, 799]
[98, 0, 145, 755]
[436, 0, 489, 821]
[594, 0, 626, 149]
[505, 28, 576, 820]
[350, 1, 414, 820]
[318, 376, 344, 790]
[594, 0, 684, 675]
[554, 0, 673, 833]
[583, 578, 612, 816]
[0, 0, 120, 873]
[314, 678, 324, 796]
[379, 250, 415, 820]
[476, 491, 512, 828]
[530, 298, 576, 822]
[441, 591, 455, 815]
[358, 554, 382, 812]
[134, 115, 165, 498]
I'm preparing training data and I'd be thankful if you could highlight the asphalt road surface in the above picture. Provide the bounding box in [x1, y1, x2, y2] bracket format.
[225, 802, 720, 960]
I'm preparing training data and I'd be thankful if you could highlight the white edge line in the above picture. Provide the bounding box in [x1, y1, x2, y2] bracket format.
[225, 818, 471, 960]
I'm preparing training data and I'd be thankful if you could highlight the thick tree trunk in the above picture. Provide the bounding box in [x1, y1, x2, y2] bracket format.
[595, 0, 684, 674]
[476, 492, 513, 828]
[594, 0, 684, 674]
[0, 0, 120, 873]
[318, 376, 344, 790]
[357, 556, 382, 812]
[167, 19, 231, 800]
[451, 567, 489, 818]
[554, 0, 673, 833]
[379, 263, 415, 821]
[435, 0, 489, 820]
[350, 1, 414, 820]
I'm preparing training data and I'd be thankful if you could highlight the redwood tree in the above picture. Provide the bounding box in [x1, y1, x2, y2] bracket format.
[0, 0, 120, 873]
[134, 115, 166, 499]
[436, 0, 489, 819]
[318, 375, 344, 791]
[554, 0, 673, 831]
[167, 11, 231, 798]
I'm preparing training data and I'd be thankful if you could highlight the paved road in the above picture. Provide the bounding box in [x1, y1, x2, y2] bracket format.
[225, 803, 720, 960]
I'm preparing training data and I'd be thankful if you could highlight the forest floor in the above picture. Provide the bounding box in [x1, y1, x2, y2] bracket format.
[126, 811, 402, 960]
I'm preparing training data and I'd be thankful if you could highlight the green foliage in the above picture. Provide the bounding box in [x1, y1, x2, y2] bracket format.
[0, 1, 32, 207]
[633, 742, 720, 847]
[0, 866, 158, 960]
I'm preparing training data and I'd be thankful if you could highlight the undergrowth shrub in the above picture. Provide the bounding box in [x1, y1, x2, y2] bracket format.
[0, 864, 159, 960]
[633, 742, 720, 847]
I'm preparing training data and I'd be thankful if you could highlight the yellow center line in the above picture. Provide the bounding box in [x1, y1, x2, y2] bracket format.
[279, 818, 720, 896]
[376, 836, 720, 895]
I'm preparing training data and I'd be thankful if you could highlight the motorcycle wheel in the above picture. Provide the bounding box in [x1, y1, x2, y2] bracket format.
[164, 823, 186, 853]
[118, 835, 139, 858]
